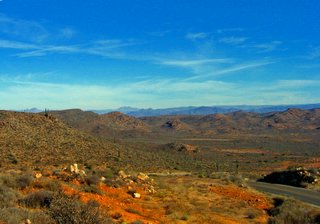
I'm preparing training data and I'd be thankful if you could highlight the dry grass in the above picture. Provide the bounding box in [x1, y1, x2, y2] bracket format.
[152, 175, 271, 224]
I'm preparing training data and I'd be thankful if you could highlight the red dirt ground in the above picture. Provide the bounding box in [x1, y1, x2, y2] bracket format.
[63, 184, 166, 223]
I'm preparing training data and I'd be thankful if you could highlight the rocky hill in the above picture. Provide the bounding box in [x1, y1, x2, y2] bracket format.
[92, 103, 320, 116]
[141, 108, 320, 134]
[50, 109, 150, 139]
[0, 110, 120, 169]
[48, 108, 320, 138]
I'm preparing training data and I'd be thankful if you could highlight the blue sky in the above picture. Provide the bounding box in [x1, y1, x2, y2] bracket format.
[0, 0, 320, 110]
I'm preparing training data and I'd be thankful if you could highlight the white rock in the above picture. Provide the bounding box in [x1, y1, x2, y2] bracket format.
[73, 163, 79, 174]
[118, 170, 128, 179]
[133, 193, 141, 198]
[35, 173, 42, 179]
[137, 172, 149, 181]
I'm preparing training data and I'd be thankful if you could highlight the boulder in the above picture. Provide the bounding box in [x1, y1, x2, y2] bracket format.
[70, 163, 79, 174]
[133, 193, 141, 198]
[166, 143, 200, 153]
[34, 173, 42, 179]
[137, 172, 149, 181]
[118, 170, 128, 179]
[259, 167, 319, 187]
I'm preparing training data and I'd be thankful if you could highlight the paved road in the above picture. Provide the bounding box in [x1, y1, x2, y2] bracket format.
[249, 181, 320, 207]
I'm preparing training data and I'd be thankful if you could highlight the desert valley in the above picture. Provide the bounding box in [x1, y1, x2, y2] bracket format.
[0, 107, 319, 223]
[1, 1, 320, 223]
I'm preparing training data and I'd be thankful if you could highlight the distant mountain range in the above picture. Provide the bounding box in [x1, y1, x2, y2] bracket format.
[49, 107, 320, 138]
[91, 103, 320, 117]
[21, 103, 320, 117]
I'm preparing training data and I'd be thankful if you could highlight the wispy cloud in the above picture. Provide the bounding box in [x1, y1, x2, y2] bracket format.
[58, 27, 76, 39]
[148, 30, 171, 37]
[0, 13, 48, 42]
[308, 46, 320, 59]
[0, 39, 39, 50]
[216, 28, 245, 34]
[214, 61, 273, 74]
[272, 79, 320, 89]
[219, 36, 248, 45]
[15, 45, 80, 57]
[185, 32, 208, 40]
[186, 61, 274, 80]
[158, 58, 233, 67]
[0, 14, 78, 44]
[0, 74, 240, 109]
[1, 75, 318, 110]
[251, 41, 282, 53]
[0, 38, 136, 59]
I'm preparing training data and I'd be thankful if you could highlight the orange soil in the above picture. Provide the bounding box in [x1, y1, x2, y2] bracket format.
[204, 215, 243, 224]
[275, 161, 297, 170]
[208, 184, 271, 210]
[62, 184, 166, 224]
[208, 184, 271, 223]
[307, 162, 320, 168]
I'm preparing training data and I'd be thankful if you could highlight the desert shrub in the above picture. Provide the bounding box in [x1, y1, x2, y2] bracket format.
[198, 171, 207, 178]
[125, 207, 141, 215]
[104, 178, 126, 188]
[0, 207, 54, 224]
[96, 168, 115, 179]
[20, 190, 53, 208]
[0, 175, 17, 188]
[32, 179, 61, 192]
[267, 197, 284, 217]
[227, 174, 246, 186]
[32, 180, 45, 189]
[43, 179, 62, 192]
[268, 199, 320, 224]
[15, 174, 34, 189]
[131, 220, 143, 224]
[7, 153, 18, 164]
[0, 185, 19, 208]
[27, 211, 56, 224]
[83, 185, 101, 194]
[47, 194, 111, 224]
[180, 213, 189, 221]
[110, 212, 122, 220]
[85, 175, 100, 186]
[84, 163, 93, 170]
[245, 209, 260, 219]
[0, 207, 28, 224]
[218, 173, 246, 187]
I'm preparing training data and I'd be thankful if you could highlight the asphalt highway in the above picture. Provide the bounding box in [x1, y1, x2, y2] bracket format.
[249, 181, 320, 207]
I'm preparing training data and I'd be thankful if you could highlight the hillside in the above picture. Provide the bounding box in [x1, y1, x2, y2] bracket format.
[50, 109, 150, 139]
[140, 108, 320, 134]
[0, 110, 121, 169]
[91, 103, 320, 116]
[46, 108, 320, 139]
[0, 110, 209, 173]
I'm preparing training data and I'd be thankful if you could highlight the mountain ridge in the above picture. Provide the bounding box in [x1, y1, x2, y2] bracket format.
[20, 103, 320, 117]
